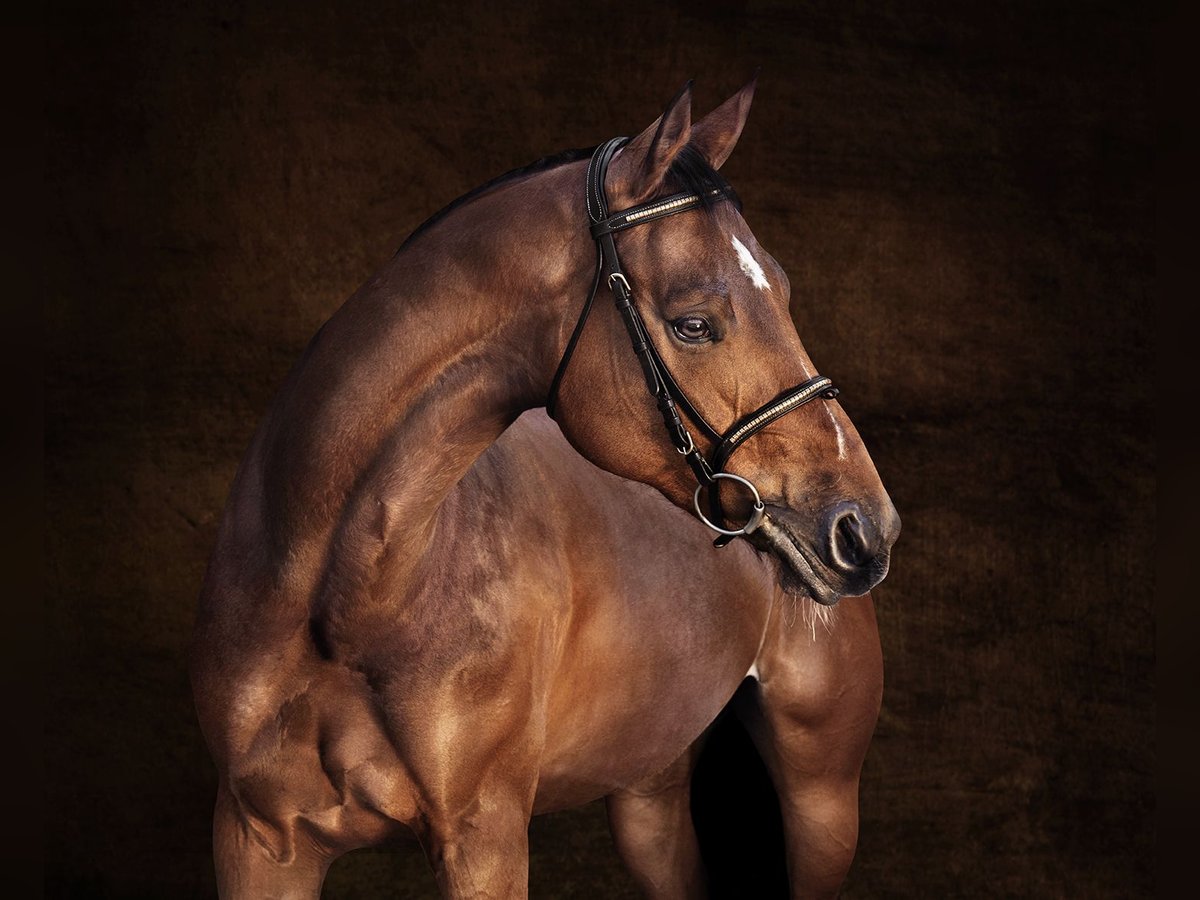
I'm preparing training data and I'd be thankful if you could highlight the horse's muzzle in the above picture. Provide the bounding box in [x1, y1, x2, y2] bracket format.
[821, 499, 899, 592]
[756, 499, 899, 604]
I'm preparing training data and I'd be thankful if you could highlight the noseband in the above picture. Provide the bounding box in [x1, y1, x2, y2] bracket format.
[547, 137, 839, 547]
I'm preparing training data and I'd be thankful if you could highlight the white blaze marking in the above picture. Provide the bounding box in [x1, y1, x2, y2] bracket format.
[731, 237, 769, 290]
[746, 663, 760, 681]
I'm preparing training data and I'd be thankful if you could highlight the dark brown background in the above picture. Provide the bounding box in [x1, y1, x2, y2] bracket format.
[45, 1, 1154, 896]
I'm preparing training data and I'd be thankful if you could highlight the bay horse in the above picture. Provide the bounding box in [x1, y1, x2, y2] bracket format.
[190, 80, 899, 898]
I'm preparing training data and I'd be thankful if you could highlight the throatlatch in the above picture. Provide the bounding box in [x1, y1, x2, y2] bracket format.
[547, 137, 839, 546]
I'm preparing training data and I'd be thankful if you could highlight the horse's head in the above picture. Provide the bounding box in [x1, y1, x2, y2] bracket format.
[554, 81, 899, 605]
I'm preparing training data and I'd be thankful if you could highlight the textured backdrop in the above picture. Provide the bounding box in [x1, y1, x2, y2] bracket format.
[45, 1, 1153, 896]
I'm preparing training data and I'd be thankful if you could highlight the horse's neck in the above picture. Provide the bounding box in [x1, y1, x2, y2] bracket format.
[256, 162, 589, 590]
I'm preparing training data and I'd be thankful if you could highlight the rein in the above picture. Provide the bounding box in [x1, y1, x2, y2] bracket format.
[547, 137, 839, 547]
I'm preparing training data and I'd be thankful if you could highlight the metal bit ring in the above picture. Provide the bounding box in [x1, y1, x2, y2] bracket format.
[692, 472, 766, 537]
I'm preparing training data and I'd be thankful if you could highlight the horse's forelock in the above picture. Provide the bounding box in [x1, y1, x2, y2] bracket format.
[661, 143, 742, 214]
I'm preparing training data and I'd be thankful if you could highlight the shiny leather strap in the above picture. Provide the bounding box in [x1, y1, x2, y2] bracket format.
[707, 375, 838, 547]
[547, 138, 839, 543]
[590, 188, 725, 238]
[710, 376, 838, 474]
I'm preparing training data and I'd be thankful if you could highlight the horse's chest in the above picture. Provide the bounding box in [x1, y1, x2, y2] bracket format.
[531, 601, 765, 811]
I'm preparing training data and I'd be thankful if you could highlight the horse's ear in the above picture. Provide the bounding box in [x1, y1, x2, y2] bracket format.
[608, 81, 693, 206]
[689, 75, 757, 171]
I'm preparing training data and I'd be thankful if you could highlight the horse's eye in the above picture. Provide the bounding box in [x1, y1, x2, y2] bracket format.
[672, 316, 713, 344]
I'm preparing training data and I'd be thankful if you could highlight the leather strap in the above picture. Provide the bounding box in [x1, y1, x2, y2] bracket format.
[710, 376, 839, 474]
[707, 375, 838, 547]
[545, 245, 603, 421]
[547, 138, 839, 544]
[590, 189, 724, 238]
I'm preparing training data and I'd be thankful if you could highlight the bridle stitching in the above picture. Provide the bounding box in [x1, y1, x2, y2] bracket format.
[723, 377, 833, 448]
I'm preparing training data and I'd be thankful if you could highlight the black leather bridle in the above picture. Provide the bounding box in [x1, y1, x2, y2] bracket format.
[547, 137, 839, 547]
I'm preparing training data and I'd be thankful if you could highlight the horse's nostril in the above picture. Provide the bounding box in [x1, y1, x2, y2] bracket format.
[835, 514, 869, 567]
[825, 502, 879, 574]
[833, 512, 871, 568]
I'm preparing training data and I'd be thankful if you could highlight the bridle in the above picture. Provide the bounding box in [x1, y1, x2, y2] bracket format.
[547, 137, 839, 548]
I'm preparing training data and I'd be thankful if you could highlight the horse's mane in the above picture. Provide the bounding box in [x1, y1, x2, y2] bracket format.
[396, 142, 740, 254]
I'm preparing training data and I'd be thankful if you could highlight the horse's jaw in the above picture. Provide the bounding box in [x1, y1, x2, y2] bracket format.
[751, 508, 889, 607]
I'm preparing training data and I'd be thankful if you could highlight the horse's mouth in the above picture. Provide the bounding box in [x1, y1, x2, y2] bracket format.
[752, 510, 844, 606]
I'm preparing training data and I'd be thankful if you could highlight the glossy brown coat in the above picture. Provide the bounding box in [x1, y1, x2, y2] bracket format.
[191, 83, 898, 898]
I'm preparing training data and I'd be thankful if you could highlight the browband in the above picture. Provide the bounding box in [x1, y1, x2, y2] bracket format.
[548, 137, 839, 545]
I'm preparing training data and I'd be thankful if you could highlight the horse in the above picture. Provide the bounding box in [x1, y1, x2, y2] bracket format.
[190, 79, 900, 898]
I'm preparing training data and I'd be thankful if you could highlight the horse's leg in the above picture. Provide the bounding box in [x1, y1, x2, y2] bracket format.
[605, 742, 706, 899]
[212, 782, 331, 900]
[396, 709, 538, 897]
[735, 597, 884, 899]
[419, 788, 532, 899]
